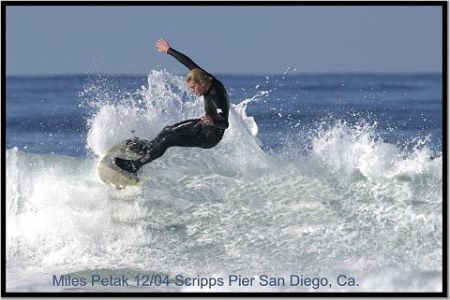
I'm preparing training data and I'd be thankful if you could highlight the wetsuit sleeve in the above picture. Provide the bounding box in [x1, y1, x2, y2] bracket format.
[167, 47, 206, 72]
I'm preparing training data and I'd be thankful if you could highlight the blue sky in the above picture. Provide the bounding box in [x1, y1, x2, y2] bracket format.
[6, 5, 443, 75]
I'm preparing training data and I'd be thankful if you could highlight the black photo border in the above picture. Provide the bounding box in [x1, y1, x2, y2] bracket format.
[1, 0, 447, 297]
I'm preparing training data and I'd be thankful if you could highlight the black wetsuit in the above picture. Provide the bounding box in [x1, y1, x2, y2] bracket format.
[114, 47, 229, 174]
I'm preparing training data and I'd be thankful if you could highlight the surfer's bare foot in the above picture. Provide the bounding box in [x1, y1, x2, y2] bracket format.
[114, 157, 141, 175]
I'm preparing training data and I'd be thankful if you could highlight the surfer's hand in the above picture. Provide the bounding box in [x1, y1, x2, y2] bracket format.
[156, 38, 170, 53]
[200, 115, 213, 125]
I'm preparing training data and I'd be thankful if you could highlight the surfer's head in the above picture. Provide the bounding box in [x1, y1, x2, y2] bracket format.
[186, 68, 212, 96]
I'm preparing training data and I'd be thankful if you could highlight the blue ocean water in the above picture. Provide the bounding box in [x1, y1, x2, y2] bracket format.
[6, 71, 443, 292]
[6, 73, 442, 156]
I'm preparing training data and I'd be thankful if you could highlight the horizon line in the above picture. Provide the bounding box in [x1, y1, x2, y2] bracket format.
[5, 71, 443, 78]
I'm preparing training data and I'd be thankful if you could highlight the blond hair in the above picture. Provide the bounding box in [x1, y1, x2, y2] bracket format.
[186, 68, 212, 84]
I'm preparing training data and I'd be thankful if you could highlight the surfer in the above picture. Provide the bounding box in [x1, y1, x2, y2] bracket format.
[114, 38, 229, 174]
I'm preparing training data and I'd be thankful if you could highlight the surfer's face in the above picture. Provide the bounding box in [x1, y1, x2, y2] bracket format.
[188, 80, 208, 96]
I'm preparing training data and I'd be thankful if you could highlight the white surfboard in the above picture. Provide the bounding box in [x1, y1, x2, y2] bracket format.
[97, 140, 142, 189]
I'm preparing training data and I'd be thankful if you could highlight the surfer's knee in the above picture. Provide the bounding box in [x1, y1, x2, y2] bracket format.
[155, 126, 173, 142]
[163, 125, 175, 132]
[160, 125, 175, 137]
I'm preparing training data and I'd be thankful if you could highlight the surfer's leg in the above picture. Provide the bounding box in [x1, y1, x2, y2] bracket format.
[114, 119, 202, 173]
[122, 119, 199, 155]
[136, 119, 204, 164]
[115, 119, 224, 173]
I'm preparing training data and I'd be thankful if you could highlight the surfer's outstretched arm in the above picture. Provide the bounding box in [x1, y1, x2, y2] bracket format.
[155, 38, 209, 73]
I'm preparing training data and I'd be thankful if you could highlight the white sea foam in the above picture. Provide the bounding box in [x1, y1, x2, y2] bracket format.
[6, 70, 442, 292]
